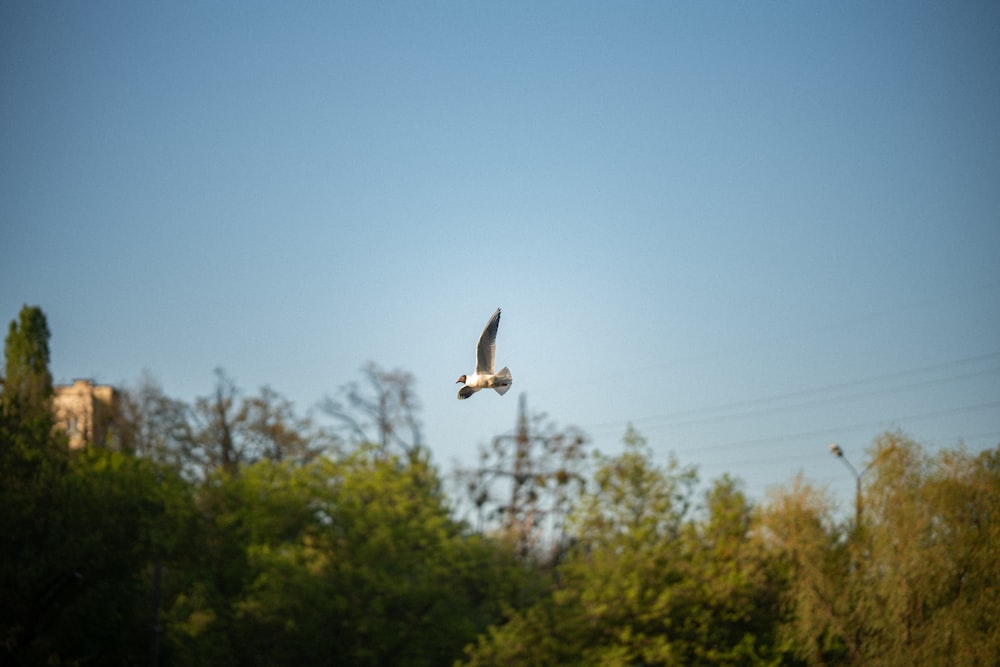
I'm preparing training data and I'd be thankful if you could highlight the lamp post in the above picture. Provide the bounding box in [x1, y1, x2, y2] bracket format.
[828, 443, 867, 528]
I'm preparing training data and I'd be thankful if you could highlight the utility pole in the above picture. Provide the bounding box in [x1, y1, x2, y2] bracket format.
[828, 443, 878, 528]
[494, 393, 535, 558]
[462, 394, 587, 561]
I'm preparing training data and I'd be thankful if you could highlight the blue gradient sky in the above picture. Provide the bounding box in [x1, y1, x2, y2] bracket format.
[3, 2, 999, 510]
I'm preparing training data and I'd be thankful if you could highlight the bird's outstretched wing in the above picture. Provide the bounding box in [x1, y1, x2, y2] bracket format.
[475, 308, 501, 374]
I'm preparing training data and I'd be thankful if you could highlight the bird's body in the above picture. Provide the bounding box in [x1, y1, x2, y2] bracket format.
[457, 308, 512, 400]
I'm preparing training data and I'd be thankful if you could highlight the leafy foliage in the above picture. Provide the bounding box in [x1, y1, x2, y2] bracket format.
[1, 305, 55, 449]
[0, 432, 191, 665]
[763, 432, 1000, 666]
[161, 449, 530, 667]
[3, 307, 998, 666]
[461, 427, 792, 666]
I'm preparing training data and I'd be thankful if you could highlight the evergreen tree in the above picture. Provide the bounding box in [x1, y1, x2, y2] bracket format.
[1, 305, 54, 435]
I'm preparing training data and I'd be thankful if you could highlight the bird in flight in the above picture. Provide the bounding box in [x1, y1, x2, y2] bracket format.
[456, 307, 512, 400]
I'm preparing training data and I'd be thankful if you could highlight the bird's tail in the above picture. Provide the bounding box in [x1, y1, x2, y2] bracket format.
[493, 367, 512, 396]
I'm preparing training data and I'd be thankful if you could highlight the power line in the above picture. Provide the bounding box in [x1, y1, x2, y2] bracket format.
[644, 366, 999, 432]
[674, 399, 1000, 455]
[583, 350, 1000, 436]
[580, 282, 1000, 388]
[696, 452, 819, 470]
[923, 430, 1000, 447]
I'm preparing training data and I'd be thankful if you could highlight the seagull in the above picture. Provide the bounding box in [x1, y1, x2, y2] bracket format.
[456, 307, 512, 400]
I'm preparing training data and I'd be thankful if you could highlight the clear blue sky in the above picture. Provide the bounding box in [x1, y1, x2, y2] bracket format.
[3, 2, 999, 510]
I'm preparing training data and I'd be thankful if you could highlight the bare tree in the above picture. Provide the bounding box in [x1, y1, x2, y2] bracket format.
[238, 385, 335, 465]
[173, 368, 242, 477]
[117, 371, 189, 466]
[165, 369, 335, 478]
[319, 362, 423, 459]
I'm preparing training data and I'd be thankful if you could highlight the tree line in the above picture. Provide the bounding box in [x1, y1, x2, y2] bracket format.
[2, 305, 998, 666]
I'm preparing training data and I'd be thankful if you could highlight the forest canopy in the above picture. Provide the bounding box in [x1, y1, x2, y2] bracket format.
[2, 305, 997, 666]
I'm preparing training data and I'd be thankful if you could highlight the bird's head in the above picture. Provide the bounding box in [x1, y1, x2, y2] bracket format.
[456, 375, 467, 384]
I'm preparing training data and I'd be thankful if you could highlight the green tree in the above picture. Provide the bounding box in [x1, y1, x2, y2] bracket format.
[1, 308, 197, 665]
[163, 448, 530, 666]
[760, 475, 847, 665]
[0, 440, 191, 665]
[858, 434, 1000, 665]
[765, 432, 1000, 666]
[692, 475, 791, 665]
[1, 305, 54, 440]
[462, 427, 789, 666]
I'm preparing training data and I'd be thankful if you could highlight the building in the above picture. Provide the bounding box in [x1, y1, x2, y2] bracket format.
[52, 379, 119, 449]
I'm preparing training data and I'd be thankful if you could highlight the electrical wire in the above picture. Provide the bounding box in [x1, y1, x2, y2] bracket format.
[672, 399, 1000, 454]
[583, 350, 1000, 436]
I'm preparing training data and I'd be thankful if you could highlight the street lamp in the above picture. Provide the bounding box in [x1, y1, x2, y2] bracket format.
[828, 443, 866, 528]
